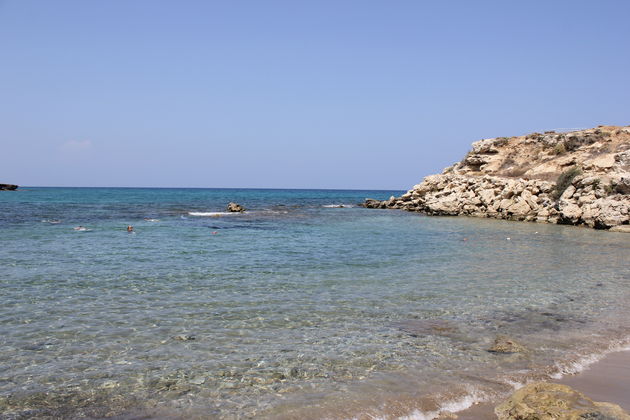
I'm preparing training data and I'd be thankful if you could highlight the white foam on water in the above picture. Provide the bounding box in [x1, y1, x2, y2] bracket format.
[330, 340, 630, 420]
[354, 388, 489, 420]
[504, 378, 526, 389]
[549, 338, 630, 379]
[323, 204, 354, 208]
[188, 212, 239, 217]
[399, 390, 488, 420]
[352, 341, 630, 420]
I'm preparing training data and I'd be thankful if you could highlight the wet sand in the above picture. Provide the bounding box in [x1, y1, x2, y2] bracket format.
[456, 349, 630, 419]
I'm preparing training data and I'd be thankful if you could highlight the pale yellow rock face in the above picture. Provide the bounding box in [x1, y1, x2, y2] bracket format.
[590, 154, 616, 169]
[609, 225, 630, 233]
[559, 202, 582, 220]
[495, 382, 630, 420]
[507, 199, 531, 218]
[366, 125, 630, 230]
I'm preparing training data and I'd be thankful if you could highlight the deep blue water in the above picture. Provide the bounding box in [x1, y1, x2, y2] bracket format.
[1, 187, 629, 419]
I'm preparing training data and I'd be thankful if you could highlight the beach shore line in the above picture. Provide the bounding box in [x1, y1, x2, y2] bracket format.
[456, 349, 630, 419]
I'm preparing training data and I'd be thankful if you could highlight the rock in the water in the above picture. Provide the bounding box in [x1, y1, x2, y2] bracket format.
[0, 184, 18, 191]
[395, 319, 458, 338]
[226, 202, 245, 212]
[495, 382, 630, 420]
[362, 198, 383, 208]
[488, 335, 526, 353]
[173, 334, 196, 341]
[609, 225, 630, 233]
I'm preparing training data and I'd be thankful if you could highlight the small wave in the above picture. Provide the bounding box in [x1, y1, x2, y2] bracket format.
[394, 338, 630, 420]
[188, 212, 240, 217]
[399, 388, 489, 420]
[322, 204, 354, 208]
[41, 219, 61, 224]
[549, 337, 630, 379]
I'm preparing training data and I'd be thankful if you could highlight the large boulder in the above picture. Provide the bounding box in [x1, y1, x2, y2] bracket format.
[470, 137, 509, 154]
[593, 197, 629, 227]
[425, 195, 462, 215]
[226, 202, 246, 212]
[465, 154, 491, 169]
[362, 198, 383, 208]
[495, 382, 630, 420]
[0, 184, 18, 191]
[507, 199, 532, 218]
[478, 188, 496, 205]
[559, 202, 582, 222]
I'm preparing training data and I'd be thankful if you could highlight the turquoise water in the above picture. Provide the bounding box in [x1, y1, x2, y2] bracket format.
[1, 188, 629, 419]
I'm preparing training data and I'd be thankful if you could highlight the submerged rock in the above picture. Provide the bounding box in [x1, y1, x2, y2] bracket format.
[227, 202, 246, 212]
[395, 319, 459, 338]
[173, 334, 196, 341]
[495, 382, 630, 420]
[488, 335, 526, 354]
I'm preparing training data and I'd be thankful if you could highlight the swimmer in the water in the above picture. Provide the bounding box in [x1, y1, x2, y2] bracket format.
[127, 225, 134, 232]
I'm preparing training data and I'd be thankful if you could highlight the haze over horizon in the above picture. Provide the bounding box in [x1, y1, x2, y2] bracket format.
[1, 1, 629, 189]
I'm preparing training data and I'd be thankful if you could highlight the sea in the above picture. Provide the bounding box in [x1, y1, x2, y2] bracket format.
[1, 187, 629, 419]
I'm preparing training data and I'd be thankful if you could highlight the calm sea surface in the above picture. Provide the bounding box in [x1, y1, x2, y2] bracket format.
[1, 188, 629, 419]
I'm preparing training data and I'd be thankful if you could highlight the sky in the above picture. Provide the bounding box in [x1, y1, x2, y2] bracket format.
[1, 1, 629, 189]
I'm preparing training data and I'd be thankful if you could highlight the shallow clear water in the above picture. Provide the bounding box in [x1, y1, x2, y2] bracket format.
[1, 188, 629, 419]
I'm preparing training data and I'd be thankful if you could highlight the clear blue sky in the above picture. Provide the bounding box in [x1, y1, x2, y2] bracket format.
[1, 1, 629, 189]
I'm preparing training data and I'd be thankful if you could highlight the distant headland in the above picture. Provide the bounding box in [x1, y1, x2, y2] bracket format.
[0, 184, 18, 191]
[364, 125, 630, 232]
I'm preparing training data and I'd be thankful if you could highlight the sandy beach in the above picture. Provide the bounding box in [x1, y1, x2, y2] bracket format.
[457, 349, 630, 419]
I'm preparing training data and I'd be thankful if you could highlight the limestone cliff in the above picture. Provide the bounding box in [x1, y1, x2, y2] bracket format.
[364, 125, 630, 229]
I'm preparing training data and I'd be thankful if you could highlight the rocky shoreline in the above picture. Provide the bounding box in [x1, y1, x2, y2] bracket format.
[0, 183, 18, 191]
[364, 125, 630, 231]
[493, 382, 630, 420]
[457, 350, 630, 419]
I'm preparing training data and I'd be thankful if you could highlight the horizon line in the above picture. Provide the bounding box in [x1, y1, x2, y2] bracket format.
[15, 185, 408, 191]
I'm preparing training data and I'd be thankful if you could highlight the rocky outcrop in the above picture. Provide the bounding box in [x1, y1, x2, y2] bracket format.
[495, 382, 630, 419]
[364, 125, 630, 230]
[226, 202, 246, 212]
[0, 184, 18, 191]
